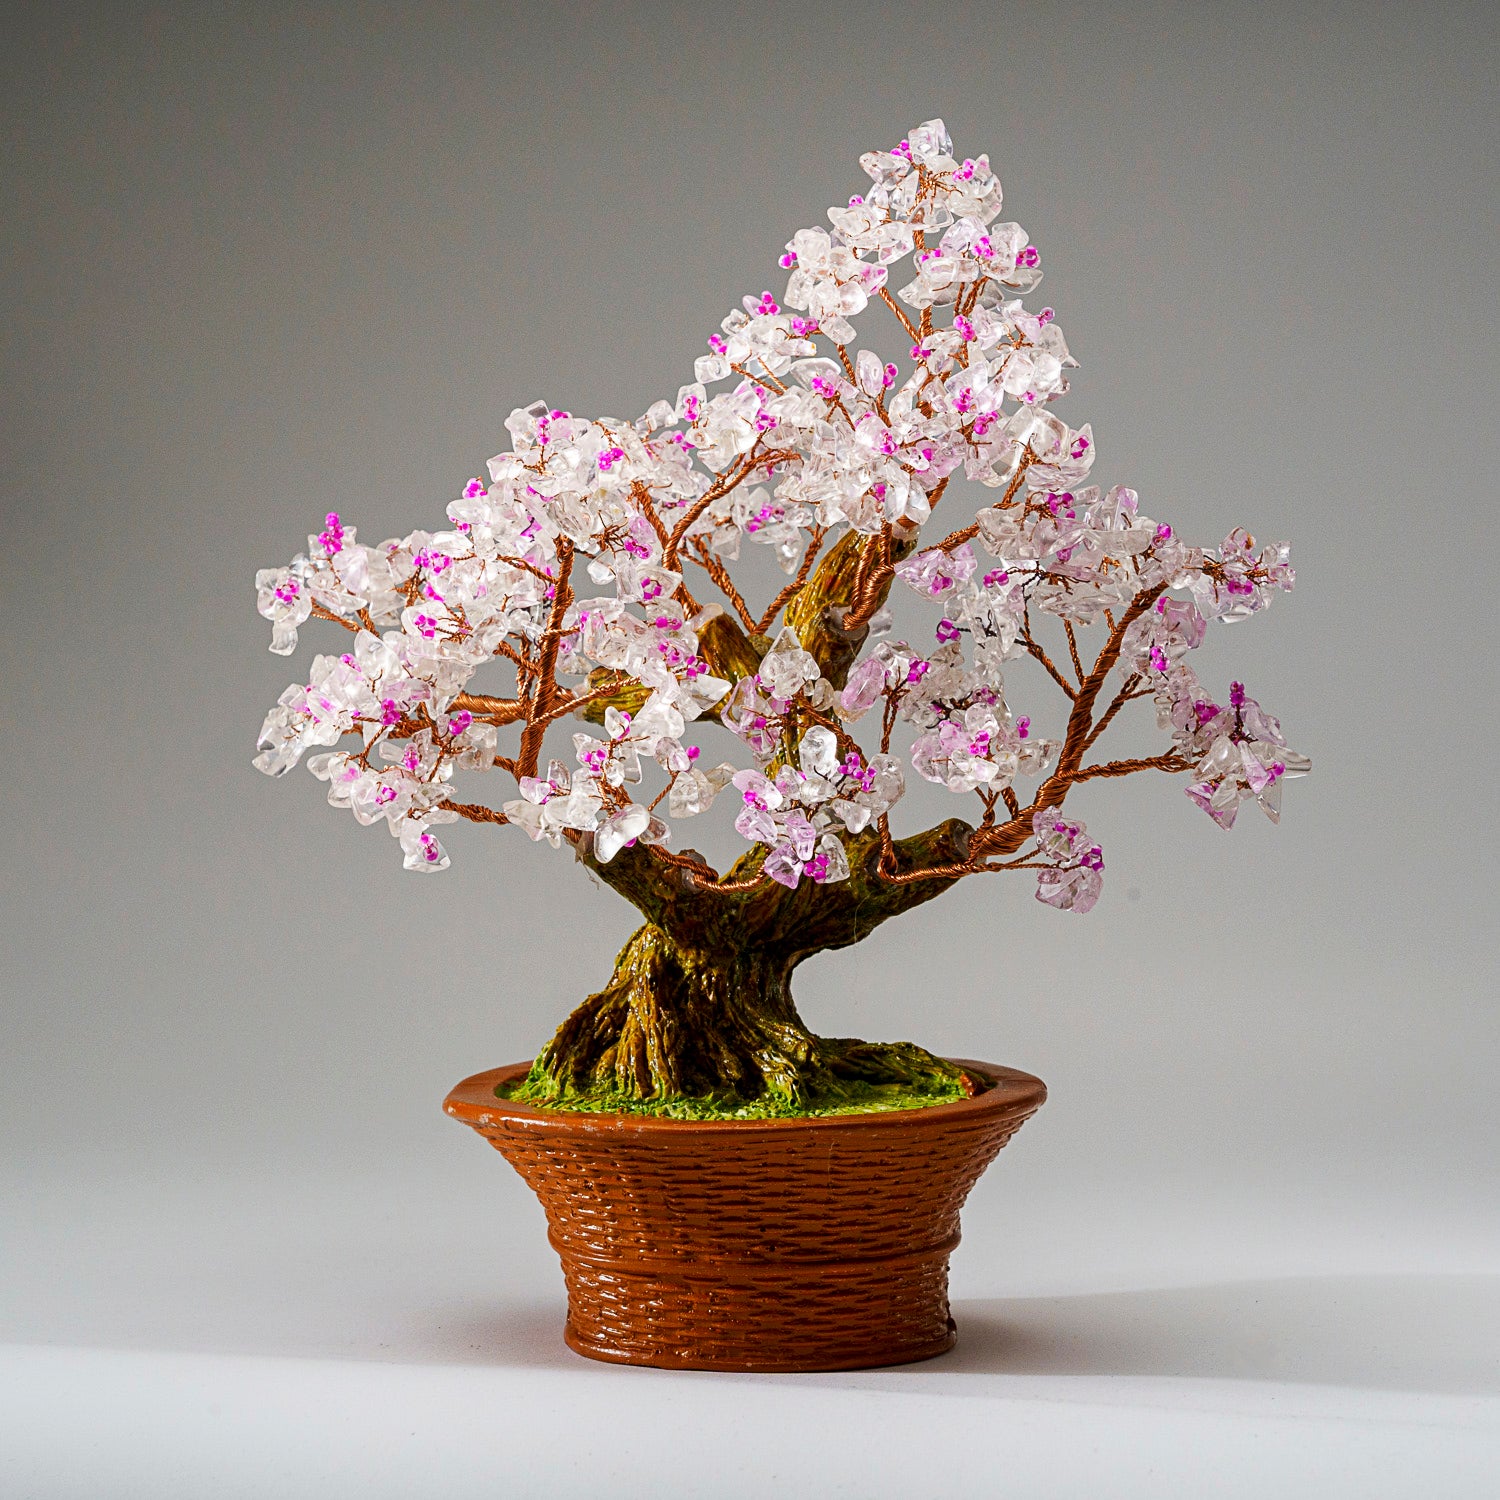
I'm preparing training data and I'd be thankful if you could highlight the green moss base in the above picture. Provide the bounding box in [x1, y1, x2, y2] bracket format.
[499, 1070, 971, 1121]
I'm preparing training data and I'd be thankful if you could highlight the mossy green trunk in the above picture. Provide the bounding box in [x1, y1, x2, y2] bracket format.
[525, 820, 978, 1108]
[532, 924, 815, 1101]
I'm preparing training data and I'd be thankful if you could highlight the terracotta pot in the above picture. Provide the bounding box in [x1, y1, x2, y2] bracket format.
[444, 1058, 1045, 1372]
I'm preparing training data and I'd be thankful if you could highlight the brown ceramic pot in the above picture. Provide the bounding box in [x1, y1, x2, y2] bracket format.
[445, 1058, 1045, 1372]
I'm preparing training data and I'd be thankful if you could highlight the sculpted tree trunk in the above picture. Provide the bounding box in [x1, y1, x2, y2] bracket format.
[527, 819, 977, 1105]
[533, 928, 815, 1101]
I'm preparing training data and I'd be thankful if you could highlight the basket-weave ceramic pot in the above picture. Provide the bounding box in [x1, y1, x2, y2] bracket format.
[445, 1058, 1045, 1372]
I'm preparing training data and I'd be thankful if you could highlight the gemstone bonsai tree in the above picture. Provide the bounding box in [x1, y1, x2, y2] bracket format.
[253, 120, 1308, 1116]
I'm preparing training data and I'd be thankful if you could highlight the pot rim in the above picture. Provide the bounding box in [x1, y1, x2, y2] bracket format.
[444, 1057, 1045, 1138]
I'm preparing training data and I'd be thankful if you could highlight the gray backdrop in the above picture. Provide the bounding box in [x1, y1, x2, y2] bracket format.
[3, 3, 1497, 1493]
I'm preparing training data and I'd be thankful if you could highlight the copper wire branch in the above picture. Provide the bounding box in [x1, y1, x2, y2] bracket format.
[686, 540, 758, 633]
[755, 357, 789, 393]
[1059, 753, 1192, 785]
[310, 603, 359, 632]
[840, 454, 1034, 633]
[850, 583, 1181, 891]
[685, 872, 769, 894]
[1045, 585, 1167, 787]
[876, 855, 975, 885]
[730, 362, 785, 397]
[516, 539, 575, 777]
[449, 801, 510, 826]
[1022, 609, 1077, 700]
[626, 478, 673, 554]
[615, 840, 771, 898]
[1063, 620, 1085, 686]
[756, 527, 829, 635]
[451, 692, 528, 725]
[848, 525, 894, 622]
[537, 672, 634, 728]
[878, 287, 920, 342]
[963, 584, 1169, 863]
[495, 553, 560, 586]
[791, 700, 865, 762]
[665, 444, 800, 568]
[978, 788, 1000, 827]
[1081, 674, 1146, 753]
[491, 639, 537, 680]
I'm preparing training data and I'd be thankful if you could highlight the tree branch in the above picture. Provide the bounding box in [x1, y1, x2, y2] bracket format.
[1063, 620, 1085, 685]
[310, 603, 360, 632]
[451, 692, 528, 726]
[664, 443, 798, 567]
[968, 584, 1168, 860]
[755, 526, 829, 635]
[1081, 674, 1143, 753]
[1045, 585, 1166, 788]
[1061, 753, 1191, 785]
[877, 287, 920, 343]
[686, 540, 758, 632]
[1022, 626, 1077, 700]
[447, 801, 510, 826]
[516, 540, 574, 776]
[839, 452, 1035, 633]
[730, 362, 785, 396]
[538, 672, 635, 728]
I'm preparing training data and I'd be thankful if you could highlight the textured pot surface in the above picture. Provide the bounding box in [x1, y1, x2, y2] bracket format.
[445, 1058, 1046, 1372]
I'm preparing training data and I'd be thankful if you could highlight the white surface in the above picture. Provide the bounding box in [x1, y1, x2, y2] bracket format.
[4, 1169, 1497, 1498]
[5, 1343, 1497, 1500]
